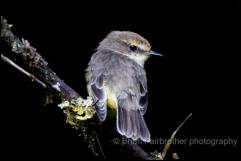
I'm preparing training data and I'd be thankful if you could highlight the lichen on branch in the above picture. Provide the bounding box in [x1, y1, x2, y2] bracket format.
[58, 97, 96, 121]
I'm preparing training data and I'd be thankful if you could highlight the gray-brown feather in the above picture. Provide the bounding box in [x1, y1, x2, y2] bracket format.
[117, 93, 150, 142]
[89, 74, 107, 121]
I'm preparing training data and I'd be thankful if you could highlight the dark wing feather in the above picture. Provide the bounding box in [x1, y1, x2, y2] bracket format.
[90, 74, 107, 121]
[138, 74, 148, 115]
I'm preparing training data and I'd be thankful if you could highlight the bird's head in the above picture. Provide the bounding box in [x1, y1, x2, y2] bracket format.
[98, 31, 162, 66]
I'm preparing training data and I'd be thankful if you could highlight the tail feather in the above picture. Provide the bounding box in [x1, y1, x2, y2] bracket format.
[117, 99, 150, 142]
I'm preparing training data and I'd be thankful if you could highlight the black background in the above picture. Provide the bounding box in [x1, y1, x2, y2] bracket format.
[1, 8, 240, 160]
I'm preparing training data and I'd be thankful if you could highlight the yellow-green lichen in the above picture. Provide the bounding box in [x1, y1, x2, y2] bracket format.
[58, 96, 95, 121]
[44, 94, 53, 106]
[172, 153, 179, 160]
[58, 97, 100, 157]
[150, 150, 163, 160]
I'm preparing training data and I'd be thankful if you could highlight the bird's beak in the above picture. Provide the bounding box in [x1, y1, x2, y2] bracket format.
[145, 50, 163, 56]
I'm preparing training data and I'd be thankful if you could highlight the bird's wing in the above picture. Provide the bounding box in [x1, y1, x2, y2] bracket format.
[138, 74, 148, 115]
[90, 74, 107, 121]
[117, 92, 150, 142]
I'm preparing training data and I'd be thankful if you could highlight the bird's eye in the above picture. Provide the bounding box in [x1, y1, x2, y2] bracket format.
[129, 45, 137, 51]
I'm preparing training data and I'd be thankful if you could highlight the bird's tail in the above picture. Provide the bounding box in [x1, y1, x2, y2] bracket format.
[117, 96, 150, 142]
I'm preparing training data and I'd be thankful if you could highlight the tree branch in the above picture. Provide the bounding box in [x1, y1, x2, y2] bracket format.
[1, 54, 46, 88]
[161, 113, 192, 159]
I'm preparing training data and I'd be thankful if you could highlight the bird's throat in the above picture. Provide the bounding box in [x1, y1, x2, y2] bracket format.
[127, 53, 148, 67]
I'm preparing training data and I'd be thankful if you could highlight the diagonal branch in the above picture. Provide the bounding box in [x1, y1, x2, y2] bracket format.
[1, 17, 80, 100]
[1, 54, 46, 88]
[161, 113, 192, 159]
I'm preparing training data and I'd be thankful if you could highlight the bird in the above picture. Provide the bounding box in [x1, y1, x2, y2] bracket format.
[86, 31, 162, 142]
